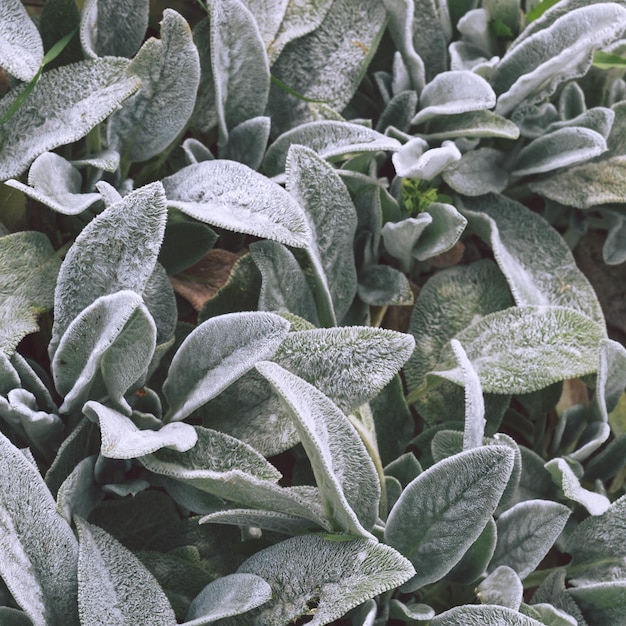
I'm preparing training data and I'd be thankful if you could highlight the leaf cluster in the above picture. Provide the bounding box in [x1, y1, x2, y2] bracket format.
[0, 0, 626, 624]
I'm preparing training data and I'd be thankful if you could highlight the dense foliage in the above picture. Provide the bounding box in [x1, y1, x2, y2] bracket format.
[1, 0, 626, 623]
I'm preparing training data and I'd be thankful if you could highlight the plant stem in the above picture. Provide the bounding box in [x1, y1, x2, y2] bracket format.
[348, 411, 387, 519]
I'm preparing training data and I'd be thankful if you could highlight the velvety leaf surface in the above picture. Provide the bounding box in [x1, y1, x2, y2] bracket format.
[267, 0, 387, 133]
[513, 127, 607, 176]
[404, 259, 513, 422]
[382, 0, 425, 91]
[382, 203, 466, 271]
[448, 339, 485, 450]
[0, 388, 63, 461]
[75, 517, 176, 625]
[239, 0, 288, 51]
[431, 604, 545, 625]
[55, 455, 102, 526]
[566, 495, 626, 585]
[432, 306, 606, 394]
[0, 431, 79, 626]
[406, 258, 512, 391]
[185, 574, 272, 625]
[140, 427, 330, 528]
[52, 291, 156, 415]
[530, 101, 626, 208]
[262, 121, 401, 177]
[250, 240, 320, 326]
[443, 147, 509, 196]
[257, 362, 380, 536]
[84, 401, 197, 459]
[80, 0, 148, 58]
[220, 116, 271, 170]
[460, 194, 604, 326]
[408, 0, 449, 83]
[266, 0, 333, 63]
[200, 508, 319, 535]
[200, 369, 299, 457]
[162, 161, 311, 248]
[491, 4, 626, 115]
[567, 582, 626, 626]
[273, 326, 415, 414]
[385, 446, 514, 589]
[5, 152, 102, 215]
[476, 566, 523, 610]
[0, 0, 43, 81]
[489, 500, 570, 579]
[107, 9, 200, 163]
[446, 517, 497, 585]
[286, 145, 358, 323]
[545, 458, 610, 516]
[420, 110, 520, 141]
[190, 17, 218, 134]
[0, 231, 61, 355]
[163, 311, 290, 422]
[207, 0, 269, 145]
[50, 181, 167, 358]
[392, 140, 461, 180]
[0, 58, 139, 181]
[222, 535, 415, 626]
[412, 70, 496, 125]
[357, 264, 414, 307]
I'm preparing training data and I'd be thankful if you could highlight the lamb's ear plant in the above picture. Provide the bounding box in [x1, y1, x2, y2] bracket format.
[3, 0, 626, 624]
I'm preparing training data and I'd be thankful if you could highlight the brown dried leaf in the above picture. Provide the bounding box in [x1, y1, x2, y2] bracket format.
[426, 240, 466, 268]
[170, 249, 245, 311]
[382, 281, 421, 333]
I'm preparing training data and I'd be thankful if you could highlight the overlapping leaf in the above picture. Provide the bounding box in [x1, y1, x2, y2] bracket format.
[185, 573, 272, 625]
[545, 458, 610, 516]
[266, 0, 333, 63]
[0, 431, 79, 626]
[107, 9, 200, 163]
[0, 232, 61, 355]
[162, 160, 311, 248]
[262, 121, 401, 176]
[250, 240, 320, 326]
[51, 291, 157, 415]
[84, 401, 197, 459]
[432, 306, 606, 394]
[75, 517, 176, 625]
[491, 4, 626, 115]
[273, 326, 415, 414]
[460, 194, 605, 326]
[257, 362, 380, 536]
[0, 0, 43, 81]
[431, 604, 544, 625]
[163, 311, 290, 422]
[80, 0, 148, 58]
[0, 58, 139, 181]
[385, 446, 514, 590]
[267, 0, 387, 134]
[50, 182, 167, 358]
[205, 0, 269, 146]
[286, 145, 358, 323]
[5, 152, 102, 215]
[566, 495, 626, 585]
[489, 500, 570, 579]
[224, 535, 415, 626]
[412, 70, 496, 125]
[140, 426, 330, 528]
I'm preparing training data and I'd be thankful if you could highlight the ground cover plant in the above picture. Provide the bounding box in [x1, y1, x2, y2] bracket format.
[2, 0, 626, 623]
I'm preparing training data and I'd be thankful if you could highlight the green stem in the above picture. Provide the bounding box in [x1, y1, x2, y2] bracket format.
[347, 412, 387, 520]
